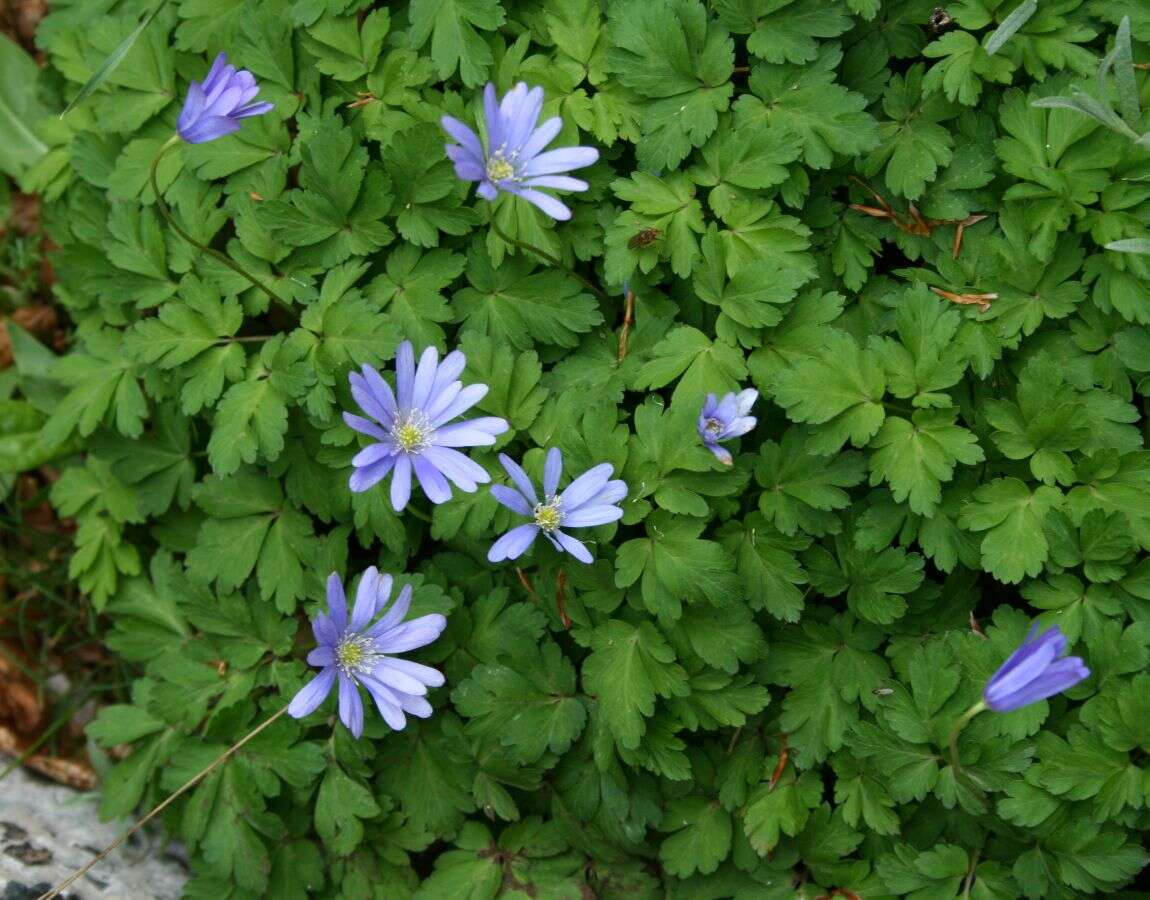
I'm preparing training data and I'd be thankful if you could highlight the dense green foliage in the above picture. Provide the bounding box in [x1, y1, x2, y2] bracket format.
[3, 0, 1150, 896]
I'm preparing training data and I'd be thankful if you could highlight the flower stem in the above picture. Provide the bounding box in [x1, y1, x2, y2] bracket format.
[149, 135, 290, 313]
[406, 504, 433, 524]
[486, 206, 608, 302]
[947, 700, 987, 774]
[617, 286, 636, 361]
[37, 705, 289, 900]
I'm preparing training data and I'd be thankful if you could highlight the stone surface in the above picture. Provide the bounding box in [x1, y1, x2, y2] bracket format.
[0, 760, 186, 900]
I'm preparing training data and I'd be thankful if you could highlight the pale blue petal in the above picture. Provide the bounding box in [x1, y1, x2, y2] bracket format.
[338, 673, 364, 738]
[488, 523, 540, 562]
[543, 447, 562, 498]
[491, 483, 532, 516]
[499, 454, 538, 505]
[413, 454, 453, 504]
[390, 454, 413, 511]
[288, 667, 336, 719]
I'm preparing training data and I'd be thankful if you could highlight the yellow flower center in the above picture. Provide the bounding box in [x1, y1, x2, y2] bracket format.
[393, 411, 430, 453]
[335, 634, 380, 677]
[704, 418, 723, 438]
[533, 498, 563, 532]
[486, 153, 516, 182]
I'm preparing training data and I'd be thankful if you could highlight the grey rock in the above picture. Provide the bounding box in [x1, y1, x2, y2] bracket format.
[0, 760, 186, 900]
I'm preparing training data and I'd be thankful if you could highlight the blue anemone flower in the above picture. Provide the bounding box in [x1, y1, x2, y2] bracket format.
[698, 389, 758, 465]
[983, 624, 1090, 712]
[288, 569, 447, 738]
[177, 53, 273, 144]
[344, 342, 509, 512]
[441, 82, 598, 221]
[488, 448, 626, 564]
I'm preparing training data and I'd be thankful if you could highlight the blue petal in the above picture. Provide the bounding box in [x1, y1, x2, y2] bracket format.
[429, 383, 488, 427]
[338, 673, 364, 739]
[179, 114, 241, 144]
[559, 463, 614, 510]
[985, 626, 1066, 702]
[563, 504, 623, 528]
[349, 452, 397, 493]
[491, 483, 532, 516]
[498, 453, 539, 505]
[985, 657, 1090, 711]
[288, 667, 335, 719]
[543, 447, 563, 498]
[487, 524, 540, 562]
[522, 146, 599, 176]
[390, 454, 412, 511]
[394, 341, 415, 410]
[411, 345, 440, 412]
[506, 185, 571, 221]
[375, 614, 448, 653]
[350, 567, 382, 632]
[553, 529, 593, 563]
[422, 445, 489, 491]
[327, 573, 348, 631]
[413, 454, 453, 504]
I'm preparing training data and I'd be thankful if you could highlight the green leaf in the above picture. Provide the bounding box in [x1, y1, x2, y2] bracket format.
[716, 0, 851, 65]
[634, 325, 746, 406]
[669, 602, 765, 673]
[805, 536, 925, 625]
[735, 46, 879, 169]
[41, 330, 147, 446]
[368, 244, 464, 349]
[658, 798, 732, 877]
[923, 31, 1015, 106]
[125, 277, 246, 414]
[302, 9, 390, 81]
[743, 771, 821, 854]
[258, 116, 393, 268]
[607, 0, 734, 169]
[408, 0, 506, 86]
[605, 172, 706, 281]
[207, 337, 312, 476]
[755, 429, 868, 536]
[315, 765, 381, 856]
[60, 1, 170, 116]
[689, 120, 800, 219]
[771, 330, 887, 454]
[615, 517, 740, 623]
[0, 400, 78, 473]
[721, 513, 810, 621]
[868, 411, 984, 516]
[455, 246, 603, 350]
[453, 643, 587, 763]
[863, 65, 956, 200]
[958, 477, 1063, 584]
[0, 34, 48, 176]
[186, 471, 317, 612]
[877, 843, 969, 897]
[459, 331, 549, 432]
[985, 0, 1039, 56]
[581, 619, 688, 749]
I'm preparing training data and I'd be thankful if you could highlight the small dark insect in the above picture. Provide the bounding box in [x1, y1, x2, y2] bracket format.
[627, 227, 661, 250]
[929, 7, 954, 33]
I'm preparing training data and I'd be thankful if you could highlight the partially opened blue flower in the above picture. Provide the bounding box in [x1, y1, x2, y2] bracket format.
[698, 389, 758, 465]
[288, 569, 447, 738]
[177, 52, 274, 144]
[983, 624, 1090, 712]
[441, 82, 598, 221]
[488, 448, 626, 564]
[344, 341, 509, 511]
